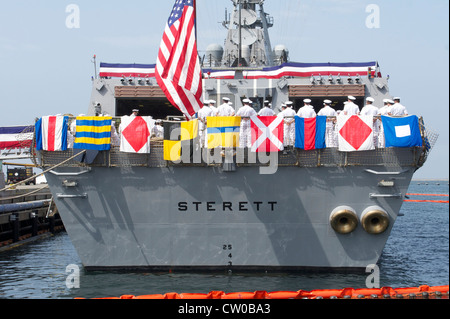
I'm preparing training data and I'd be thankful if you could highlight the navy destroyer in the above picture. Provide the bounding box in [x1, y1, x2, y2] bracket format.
[33, 0, 436, 271]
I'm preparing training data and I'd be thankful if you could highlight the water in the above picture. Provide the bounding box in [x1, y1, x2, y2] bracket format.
[0, 181, 448, 299]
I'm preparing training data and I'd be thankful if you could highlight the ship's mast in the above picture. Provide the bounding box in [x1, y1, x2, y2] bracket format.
[258, 1, 274, 67]
[223, 0, 274, 68]
[204, 0, 282, 68]
[238, 0, 243, 67]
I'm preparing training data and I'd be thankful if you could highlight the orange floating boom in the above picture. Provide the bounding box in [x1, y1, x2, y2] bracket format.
[406, 193, 449, 197]
[83, 285, 449, 300]
[404, 200, 449, 203]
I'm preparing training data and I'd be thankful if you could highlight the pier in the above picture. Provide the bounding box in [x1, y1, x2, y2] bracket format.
[0, 185, 64, 250]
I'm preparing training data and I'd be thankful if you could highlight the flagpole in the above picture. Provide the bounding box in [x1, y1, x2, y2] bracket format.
[194, 0, 199, 61]
[193, 0, 204, 108]
[193, 0, 197, 40]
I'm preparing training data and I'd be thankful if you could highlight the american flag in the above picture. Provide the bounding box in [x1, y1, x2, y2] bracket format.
[155, 0, 203, 119]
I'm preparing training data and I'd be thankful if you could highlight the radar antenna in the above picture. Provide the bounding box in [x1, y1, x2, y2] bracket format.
[221, 0, 275, 68]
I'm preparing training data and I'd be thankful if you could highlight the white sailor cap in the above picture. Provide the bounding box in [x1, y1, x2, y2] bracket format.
[348, 96, 356, 101]
[132, 109, 139, 112]
[303, 99, 311, 103]
[387, 99, 395, 104]
[264, 100, 270, 103]
[323, 99, 332, 104]
[383, 99, 389, 103]
[393, 97, 401, 100]
[243, 98, 251, 104]
[366, 97, 375, 102]
[209, 100, 216, 104]
[222, 97, 230, 101]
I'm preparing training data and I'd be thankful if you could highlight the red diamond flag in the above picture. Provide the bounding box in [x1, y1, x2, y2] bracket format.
[119, 116, 155, 153]
[337, 115, 374, 152]
[250, 116, 284, 152]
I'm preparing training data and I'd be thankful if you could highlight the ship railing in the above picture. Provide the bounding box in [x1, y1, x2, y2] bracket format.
[36, 143, 425, 169]
[34, 116, 433, 169]
[417, 117, 439, 168]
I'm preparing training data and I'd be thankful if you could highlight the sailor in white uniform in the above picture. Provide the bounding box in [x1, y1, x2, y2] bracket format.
[360, 97, 379, 116]
[131, 109, 139, 117]
[317, 99, 337, 147]
[258, 100, 275, 116]
[277, 103, 286, 114]
[100, 113, 121, 147]
[217, 97, 235, 116]
[280, 101, 296, 146]
[378, 99, 394, 147]
[152, 119, 164, 138]
[297, 98, 317, 118]
[379, 99, 393, 115]
[197, 101, 213, 148]
[343, 96, 360, 115]
[391, 97, 409, 116]
[360, 97, 380, 147]
[236, 99, 257, 148]
[209, 100, 218, 116]
[67, 115, 81, 148]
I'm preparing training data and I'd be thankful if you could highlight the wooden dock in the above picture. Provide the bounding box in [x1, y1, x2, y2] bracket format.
[0, 185, 64, 249]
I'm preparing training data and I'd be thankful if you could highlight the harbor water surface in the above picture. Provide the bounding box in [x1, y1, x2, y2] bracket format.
[0, 181, 448, 299]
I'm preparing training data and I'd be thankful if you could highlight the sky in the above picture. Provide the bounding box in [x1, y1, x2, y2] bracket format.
[0, 0, 448, 179]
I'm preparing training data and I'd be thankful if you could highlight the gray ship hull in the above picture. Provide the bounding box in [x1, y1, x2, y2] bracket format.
[44, 149, 416, 271]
